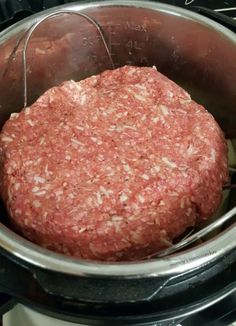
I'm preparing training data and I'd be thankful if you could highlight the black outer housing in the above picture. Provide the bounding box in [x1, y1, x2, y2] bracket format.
[0, 0, 236, 31]
[0, 1, 235, 325]
[0, 246, 236, 325]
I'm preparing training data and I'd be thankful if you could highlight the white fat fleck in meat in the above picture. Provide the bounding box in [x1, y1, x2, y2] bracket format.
[91, 137, 103, 145]
[128, 215, 136, 221]
[111, 215, 123, 222]
[179, 165, 188, 171]
[187, 144, 195, 156]
[35, 47, 46, 55]
[141, 115, 147, 121]
[55, 190, 63, 197]
[123, 164, 131, 173]
[180, 98, 191, 104]
[178, 109, 187, 114]
[152, 116, 159, 123]
[160, 230, 167, 237]
[180, 197, 185, 209]
[135, 84, 149, 97]
[113, 220, 122, 234]
[167, 91, 174, 98]
[71, 138, 84, 147]
[104, 107, 116, 116]
[106, 166, 115, 176]
[14, 183, 20, 191]
[186, 208, 192, 216]
[135, 84, 147, 91]
[151, 165, 160, 174]
[134, 93, 146, 101]
[78, 227, 86, 233]
[24, 107, 31, 115]
[24, 219, 29, 226]
[97, 154, 104, 161]
[131, 230, 142, 243]
[32, 186, 40, 193]
[91, 116, 98, 122]
[127, 88, 146, 101]
[76, 126, 84, 131]
[138, 194, 145, 204]
[6, 166, 13, 174]
[9, 162, 17, 170]
[45, 164, 49, 176]
[39, 137, 45, 145]
[159, 115, 167, 124]
[79, 94, 87, 105]
[159, 200, 165, 206]
[34, 176, 46, 183]
[65, 155, 71, 160]
[32, 200, 41, 208]
[35, 190, 47, 196]
[15, 209, 22, 215]
[73, 81, 82, 90]
[159, 104, 169, 116]
[100, 186, 111, 198]
[105, 221, 113, 230]
[120, 192, 128, 202]
[10, 113, 19, 120]
[1, 135, 13, 142]
[123, 125, 137, 131]
[141, 174, 149, 180]
[35, 158, 42, 165]
[63, 124, 70, 130]
[160, 237, 172, 246]
[96, 191, 103, 205]
[108, 125, 116, 131]
[72, 225, 79, 232]
[211, 149, 216, 162]
[89, 243, 98, 255]
[147, 130, 152, 138]
[43, 212, 48, 220]
[27, 119, 34, 127]
[184, 92, 191, 100]
[127, 67, 136, 75]
[162, 157, 177, 168]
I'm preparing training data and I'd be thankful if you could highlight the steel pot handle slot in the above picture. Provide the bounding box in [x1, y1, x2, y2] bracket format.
[32, 268, 174, 304]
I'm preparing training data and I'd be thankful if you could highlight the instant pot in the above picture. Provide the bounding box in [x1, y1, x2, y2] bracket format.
[0, 1, 236, 325]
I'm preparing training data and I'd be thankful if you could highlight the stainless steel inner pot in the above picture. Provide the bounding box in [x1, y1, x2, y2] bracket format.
[0, 0, 235, 278]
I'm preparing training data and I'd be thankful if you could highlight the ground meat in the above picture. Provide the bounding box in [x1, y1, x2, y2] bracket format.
[0, 66, 228, 261]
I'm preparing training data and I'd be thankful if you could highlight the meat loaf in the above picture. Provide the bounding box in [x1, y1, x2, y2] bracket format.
[0, 66, 228, 261]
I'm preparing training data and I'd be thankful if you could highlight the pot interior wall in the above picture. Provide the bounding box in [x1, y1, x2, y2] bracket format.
[0, 4, 235, 137]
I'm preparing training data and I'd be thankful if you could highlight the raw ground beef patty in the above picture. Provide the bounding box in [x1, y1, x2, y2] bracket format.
[0, 66, 228, 261]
